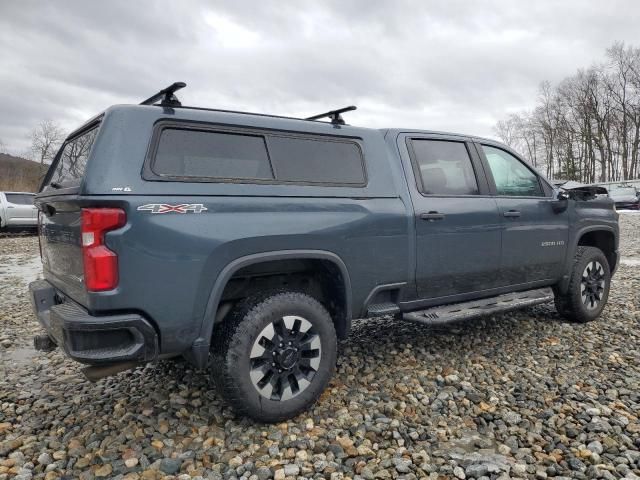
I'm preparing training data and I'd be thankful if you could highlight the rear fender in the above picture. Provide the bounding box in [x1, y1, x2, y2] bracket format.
[185, 249, 352, 368]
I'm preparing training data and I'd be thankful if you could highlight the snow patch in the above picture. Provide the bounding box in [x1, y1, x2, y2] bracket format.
[0, 254, 42, 287]
[620, 257, 640, 267]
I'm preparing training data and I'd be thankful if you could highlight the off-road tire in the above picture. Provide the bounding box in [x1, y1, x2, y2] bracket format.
[210, 291, 337, 422]
[554, 246, 611, 323]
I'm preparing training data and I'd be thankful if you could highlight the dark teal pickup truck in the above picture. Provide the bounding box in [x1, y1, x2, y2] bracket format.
[29, 83, 619, 421]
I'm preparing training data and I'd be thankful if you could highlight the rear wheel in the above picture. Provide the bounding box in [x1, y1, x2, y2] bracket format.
[210, 291, 337, 422]
[554, 246, 611, 323]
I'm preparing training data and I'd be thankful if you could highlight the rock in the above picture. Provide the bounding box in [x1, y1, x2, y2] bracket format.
[51, 451, 65, 461]
[256, 466, 272, 480]
[502, 411, 522, 426]
[374, 468, 391, 478]
[512, 464, 527, 477]
[273, 469, 285, 480]
[125, 458, 139, 468]
[587, 440, 604, 455]
[454, 466, 466, 479]
[151, 440, 164, 449]
[95, 464, 113, 477]
[36, 453, 52, 466]
[465, 464, 489, 478]
[283, 464, 299, 477]
[393, 457, 412, 473]
[567, 457, 586, 472]
[159, 458, 182, 475]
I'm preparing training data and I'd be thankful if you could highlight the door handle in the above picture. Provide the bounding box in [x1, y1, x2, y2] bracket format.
[503, 210, 521, 218]
[7, 206, 14, 208]
[420, 211, 445, 221]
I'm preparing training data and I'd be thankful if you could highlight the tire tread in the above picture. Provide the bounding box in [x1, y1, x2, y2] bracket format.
[554, 246, 610, 323]
[210, 291, 336, 422]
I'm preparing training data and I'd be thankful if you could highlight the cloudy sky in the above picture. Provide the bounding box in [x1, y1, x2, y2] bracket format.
[1, 0, 639, 156]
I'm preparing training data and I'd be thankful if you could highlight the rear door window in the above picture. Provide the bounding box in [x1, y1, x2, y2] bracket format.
[410, 139, 479, 195]
[49, 125, 100, 187]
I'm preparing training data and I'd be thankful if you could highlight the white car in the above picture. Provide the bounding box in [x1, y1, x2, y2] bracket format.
[0, 191, 38, 229]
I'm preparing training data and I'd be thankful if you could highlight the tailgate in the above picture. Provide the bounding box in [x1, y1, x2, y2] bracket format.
[39, 197, 87, 305]
[36, 121, 101, 306]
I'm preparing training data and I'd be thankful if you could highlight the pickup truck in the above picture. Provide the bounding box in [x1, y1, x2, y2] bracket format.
[29, 83, 619, 421]
[0, 191, 37, 229]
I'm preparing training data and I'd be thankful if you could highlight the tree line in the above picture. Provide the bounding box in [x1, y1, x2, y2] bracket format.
[495, 42, 640, 184]
[0, 120, 65, 191]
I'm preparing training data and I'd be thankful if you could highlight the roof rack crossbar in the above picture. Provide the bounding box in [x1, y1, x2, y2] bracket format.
[140, 82, 187, 107]
[306, 105, 357, 125]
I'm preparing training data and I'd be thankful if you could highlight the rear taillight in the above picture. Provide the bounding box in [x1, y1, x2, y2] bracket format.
[81, 208, 126, 291]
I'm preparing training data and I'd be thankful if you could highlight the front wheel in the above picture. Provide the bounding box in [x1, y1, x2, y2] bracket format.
[554, 246, 611, 323]
[210, 292, 337, 422]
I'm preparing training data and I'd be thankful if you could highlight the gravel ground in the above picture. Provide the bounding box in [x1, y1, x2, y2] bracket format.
[0, 216, 639, 480]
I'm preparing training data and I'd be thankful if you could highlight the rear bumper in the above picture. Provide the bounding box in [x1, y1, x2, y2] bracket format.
[29, 279, 158, 365]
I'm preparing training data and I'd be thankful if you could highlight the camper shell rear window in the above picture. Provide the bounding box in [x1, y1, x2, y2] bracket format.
[46, 122, 100, 188]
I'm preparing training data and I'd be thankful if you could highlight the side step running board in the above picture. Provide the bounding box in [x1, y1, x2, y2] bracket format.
[367, 302, 401, 317]
[403, 287, 554, 326]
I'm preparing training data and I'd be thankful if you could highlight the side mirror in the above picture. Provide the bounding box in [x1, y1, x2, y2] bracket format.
[552, 190, 569, 213]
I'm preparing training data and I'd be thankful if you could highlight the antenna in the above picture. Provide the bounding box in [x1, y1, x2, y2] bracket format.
[306, 106, 357, 125]
[140, 82, 187, 107]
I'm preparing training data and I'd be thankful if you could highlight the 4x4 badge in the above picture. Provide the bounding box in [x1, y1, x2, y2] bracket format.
[137, 203, 208, 214]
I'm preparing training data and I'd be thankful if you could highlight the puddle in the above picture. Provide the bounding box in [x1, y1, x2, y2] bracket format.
[0, 254, 42, 286]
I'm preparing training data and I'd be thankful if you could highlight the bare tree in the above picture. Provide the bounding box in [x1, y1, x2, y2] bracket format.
[31, 120, 65, 166]
[493, 115, 519, 148]
[494, 42, 640, 183]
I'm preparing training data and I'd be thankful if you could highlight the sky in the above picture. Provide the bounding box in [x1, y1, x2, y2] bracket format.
[1, 0, 640, 157]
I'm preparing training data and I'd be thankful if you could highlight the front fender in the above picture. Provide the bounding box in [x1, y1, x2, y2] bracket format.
[556, 224, 619, 294]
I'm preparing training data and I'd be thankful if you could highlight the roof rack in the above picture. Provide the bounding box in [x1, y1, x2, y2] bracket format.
[140, 82, 186, 107]
[306, 106, 357, 125]
[139, 83, 358, 126]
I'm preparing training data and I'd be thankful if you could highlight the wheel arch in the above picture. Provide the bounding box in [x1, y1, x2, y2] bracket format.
[186, 250, 352, 368]
[576, 227, 617, 272]
[557, 225, 618, 294]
